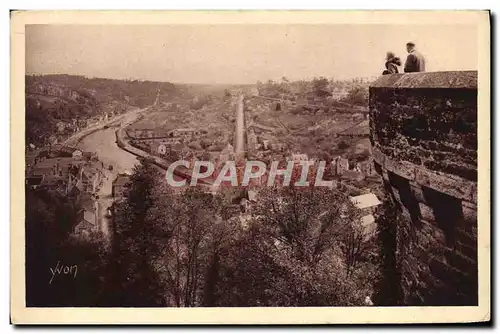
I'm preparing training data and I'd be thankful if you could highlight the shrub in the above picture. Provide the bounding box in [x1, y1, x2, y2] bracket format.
[338, 141, 350, 150]
[343, 86, 368, 106]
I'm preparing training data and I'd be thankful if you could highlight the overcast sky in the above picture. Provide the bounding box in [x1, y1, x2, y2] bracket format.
[26, 24, 478, 84]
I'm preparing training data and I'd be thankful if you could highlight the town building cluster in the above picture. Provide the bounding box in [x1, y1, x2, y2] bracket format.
[330, 156, 377, 181]
[26, 144, 106, 238]
[128, 127, 229, 163]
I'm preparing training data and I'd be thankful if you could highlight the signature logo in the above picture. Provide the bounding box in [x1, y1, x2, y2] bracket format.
[49, 261, 78, 284]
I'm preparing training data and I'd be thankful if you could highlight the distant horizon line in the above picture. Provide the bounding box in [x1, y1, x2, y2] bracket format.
[25, 72, 379, 86]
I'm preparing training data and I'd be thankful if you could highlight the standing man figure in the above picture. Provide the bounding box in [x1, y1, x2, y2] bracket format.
[404, 42, 426, 73]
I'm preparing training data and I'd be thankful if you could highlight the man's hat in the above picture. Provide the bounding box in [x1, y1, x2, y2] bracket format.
[406, 41, 416, 47]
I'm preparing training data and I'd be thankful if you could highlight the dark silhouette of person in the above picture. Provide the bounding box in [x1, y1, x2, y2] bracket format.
[382, 51, 402, 75]
[404, 42, 426, 73]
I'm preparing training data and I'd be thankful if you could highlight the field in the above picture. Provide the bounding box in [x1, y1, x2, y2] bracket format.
[127, 91, 239, 160]
[244, 95, 370, 161]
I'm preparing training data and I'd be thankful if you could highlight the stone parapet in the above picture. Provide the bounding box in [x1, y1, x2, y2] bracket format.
[370, 71, 478, 305]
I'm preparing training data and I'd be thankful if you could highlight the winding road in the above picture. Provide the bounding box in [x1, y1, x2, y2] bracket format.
[234, 94, 246, 160]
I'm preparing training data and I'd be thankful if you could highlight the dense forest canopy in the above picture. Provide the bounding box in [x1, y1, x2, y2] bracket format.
[26, 159, 388, 307]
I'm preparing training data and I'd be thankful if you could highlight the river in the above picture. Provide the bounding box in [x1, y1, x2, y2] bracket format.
[77, 127, 139, 175]
[75, 109, 145, 239]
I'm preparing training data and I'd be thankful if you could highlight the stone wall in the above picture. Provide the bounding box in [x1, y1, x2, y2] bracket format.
[369, 71, 477, 305]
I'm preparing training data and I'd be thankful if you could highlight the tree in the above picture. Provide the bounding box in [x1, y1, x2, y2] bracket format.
[201, 211, 242, 306]
[312, 77, 332, 98]
[25, 102, 57, 147]
[25, 187, 109, 306]
[343, 85, 369, 106]
[111, 159, 166, 306]
[109, 161, 241, 307]
[212, 186, 370, 306]
[339, 219, 370, 278]
[147, 185, 237, 307]
[338, 141, 350, 150]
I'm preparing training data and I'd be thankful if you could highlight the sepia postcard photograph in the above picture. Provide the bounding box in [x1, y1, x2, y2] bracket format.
[10, 10, 490, 324]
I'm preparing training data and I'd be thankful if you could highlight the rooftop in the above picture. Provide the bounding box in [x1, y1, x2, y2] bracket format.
[26, 176, 44, 186]
[114, 174, 131, 187]
[247, 190, 258, 202]
[350, 193, 382, 210]
[40, 175, 65, 186]
[34, 157, 86, 168]
[341, 170, 364, 180]
[51, 144, 81, 155]
[79, 209, 96, 226]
